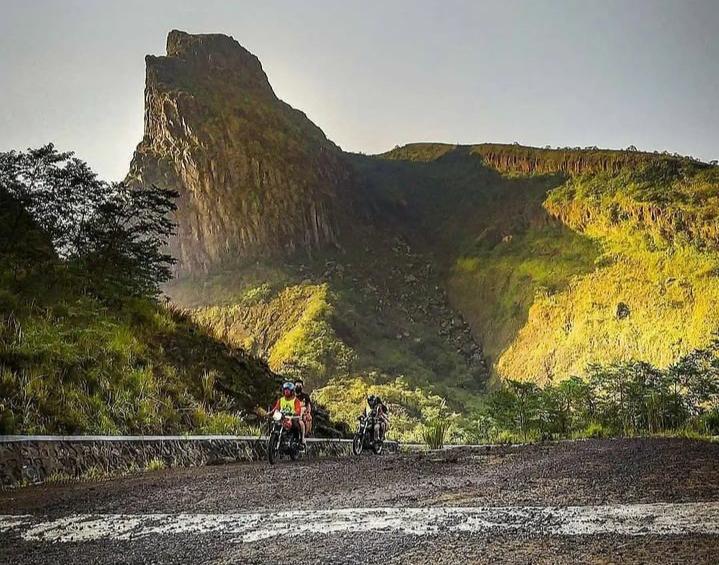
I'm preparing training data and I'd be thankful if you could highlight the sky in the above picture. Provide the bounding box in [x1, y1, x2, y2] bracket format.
[1, 0, 717, 181]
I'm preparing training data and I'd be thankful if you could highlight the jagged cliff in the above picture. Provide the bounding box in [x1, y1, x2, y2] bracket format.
[128, 30, 354, 274]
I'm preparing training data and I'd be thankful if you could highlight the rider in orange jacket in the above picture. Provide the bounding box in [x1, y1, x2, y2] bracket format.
[272, 382, 306, 448]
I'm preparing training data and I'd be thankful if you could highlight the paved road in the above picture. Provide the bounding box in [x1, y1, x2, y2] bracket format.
[1, 438, 718, 564]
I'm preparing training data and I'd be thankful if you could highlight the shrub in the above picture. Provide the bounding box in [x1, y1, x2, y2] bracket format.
[195, 409, 245, 435]
[582, 422, 608, 439]
[146, 458, 166, 472]
[422, 416, 451, 449]
[698, 409, 719, 436]
[495, 430, 520, 445]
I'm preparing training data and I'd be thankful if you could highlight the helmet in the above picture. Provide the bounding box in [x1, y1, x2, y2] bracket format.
[367, 394, 377, 406]
[282, 382, 295, 397]
[294, 379, 304, 393]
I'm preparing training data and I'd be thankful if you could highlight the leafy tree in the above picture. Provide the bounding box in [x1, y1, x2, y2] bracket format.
[506, 380, 541, 441]
[0, 144, 178, 298]
[74, 181, 178, 297]
[475, 342, 718, 443]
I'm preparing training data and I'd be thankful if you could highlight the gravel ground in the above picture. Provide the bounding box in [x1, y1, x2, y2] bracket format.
[1, 437, 718, 564]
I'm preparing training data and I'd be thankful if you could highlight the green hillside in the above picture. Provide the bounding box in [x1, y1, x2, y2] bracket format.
[0, 280, 278, 435]
[163, 141, 719, 440]
[361, 144, 719, 384]
[166, 226, 489, 441]
[0, 146, 278, 435]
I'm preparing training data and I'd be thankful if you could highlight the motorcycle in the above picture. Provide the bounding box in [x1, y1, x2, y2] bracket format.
[267, 411, 302, 465]
[352, 408, 384, 455]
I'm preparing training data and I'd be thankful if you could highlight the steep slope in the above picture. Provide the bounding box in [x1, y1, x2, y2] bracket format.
[363, 144, 719, 383]
[167, 235, 488, 406]
[0, 190, 280, 435]
[127, 30, 355, 274]
[499, 161, 719, 382]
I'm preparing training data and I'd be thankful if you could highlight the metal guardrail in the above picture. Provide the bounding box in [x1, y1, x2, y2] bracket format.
[0, 435, 357, 443]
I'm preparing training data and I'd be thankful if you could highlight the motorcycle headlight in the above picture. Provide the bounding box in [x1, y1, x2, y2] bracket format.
[273, 411, 282, 422]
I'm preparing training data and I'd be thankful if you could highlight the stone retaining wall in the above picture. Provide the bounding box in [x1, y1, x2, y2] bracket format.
[0, 436, 398, 488]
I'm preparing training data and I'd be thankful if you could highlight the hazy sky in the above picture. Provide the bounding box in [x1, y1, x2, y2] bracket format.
[1, 0, 717, 181]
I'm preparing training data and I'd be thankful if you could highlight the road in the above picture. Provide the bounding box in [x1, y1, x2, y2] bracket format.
[1, 438, 718, 564]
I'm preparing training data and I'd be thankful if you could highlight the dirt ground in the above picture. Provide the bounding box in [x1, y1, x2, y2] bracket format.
[1, 437, 718, 564]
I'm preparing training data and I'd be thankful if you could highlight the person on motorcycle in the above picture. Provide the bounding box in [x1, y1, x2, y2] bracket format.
[271, 382, 306, 449]
[366, 394, 389, 442]
[294, 379, 313, 436]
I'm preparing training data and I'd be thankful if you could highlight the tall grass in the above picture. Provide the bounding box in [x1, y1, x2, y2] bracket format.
[422, 416, 452, 449]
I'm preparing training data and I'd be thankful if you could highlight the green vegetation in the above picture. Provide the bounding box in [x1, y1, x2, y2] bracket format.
[422, 408, 452, 449]
[449, 225, 599, 370]
[498, 159, 719, 381]
[472, 339, 719, 443]
[497, 237, 719, 381]
[167, 225, 487, 422]
[545, 161, 719, 249]
[5, 140, 717, 441]
[187, 282, 354, 388]
[312, 373, 457, 443]
[0, 146, 277, 435]
[123, 33, 719, 442]
[145, 458, 167, 472]
[361, 144, 719, 385]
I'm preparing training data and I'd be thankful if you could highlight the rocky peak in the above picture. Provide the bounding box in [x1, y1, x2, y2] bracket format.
[128, 31, 353, 275]
[154, 30, 274, 95]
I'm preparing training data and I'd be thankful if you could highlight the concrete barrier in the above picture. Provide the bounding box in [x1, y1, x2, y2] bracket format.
[0, 435, 398, 488]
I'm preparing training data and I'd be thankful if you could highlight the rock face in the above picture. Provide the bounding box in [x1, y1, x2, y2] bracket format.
[128, 31, 353, 274]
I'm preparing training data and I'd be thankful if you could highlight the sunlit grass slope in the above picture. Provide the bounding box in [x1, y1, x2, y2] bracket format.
[0, 272, 278, 435]
[364, 144, 719, 383]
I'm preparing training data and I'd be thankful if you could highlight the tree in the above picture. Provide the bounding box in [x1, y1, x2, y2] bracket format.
[0, 144, 178, 298]
[75, 181, 178, 297]
[670, 341, 719, 417]
[506, 380, 541, 441]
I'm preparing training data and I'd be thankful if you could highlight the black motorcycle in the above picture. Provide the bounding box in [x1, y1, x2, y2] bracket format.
[352, 409, 384, 455]
[267, 411, 301, 464]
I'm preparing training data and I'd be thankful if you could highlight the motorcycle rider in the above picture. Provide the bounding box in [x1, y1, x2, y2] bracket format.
[366, 394, 389, 442]
[294, 379, 313, 436]
[271, 382, 306, 449]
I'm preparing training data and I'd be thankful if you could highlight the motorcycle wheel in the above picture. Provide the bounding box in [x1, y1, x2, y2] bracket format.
[267, 432, 280, 465]
[372, 440, 383, 455]
[352, 433, 363, 455]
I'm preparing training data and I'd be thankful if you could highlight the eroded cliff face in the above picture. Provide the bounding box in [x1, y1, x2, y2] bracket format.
[128, 31, 353, 274]
[471, 144, 667, 176]
[383, 142, 700, 177]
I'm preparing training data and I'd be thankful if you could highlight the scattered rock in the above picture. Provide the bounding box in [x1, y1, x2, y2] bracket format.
[616, 302, 630, 319]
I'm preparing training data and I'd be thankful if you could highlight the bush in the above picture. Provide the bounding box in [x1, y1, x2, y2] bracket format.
[422, 417, 451, 449]
[495, 430, 521, 445]
[195, 409, 245, 435]
[698, 409, 719, 436]
[581, 422, 608, 439]
[145, 458, 166, 472]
